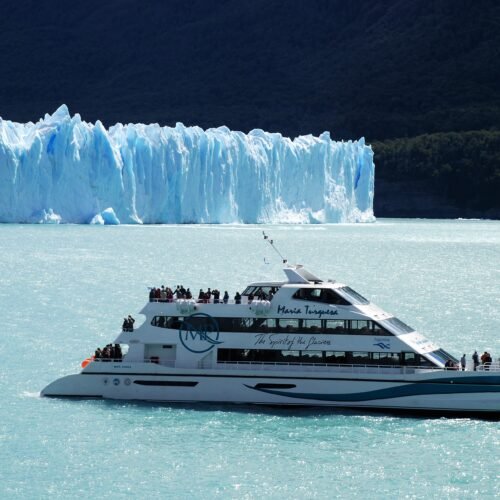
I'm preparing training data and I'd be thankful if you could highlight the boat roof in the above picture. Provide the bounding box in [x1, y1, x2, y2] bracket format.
[248, 265, 326, 287]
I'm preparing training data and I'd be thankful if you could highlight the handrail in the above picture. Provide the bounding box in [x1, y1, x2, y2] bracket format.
[476, 363, 500, 372]
[216, 361, 489, 373]
[148, 298, 268, 305]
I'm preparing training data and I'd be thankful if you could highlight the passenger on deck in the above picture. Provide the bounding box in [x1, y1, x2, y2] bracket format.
[149, 288, 155, 301]
[460, 354, 466, 371]
[234, 292, 241, 304]
[472, 350, 480, 371]
[102, 345, 110, 360]
[186, 288, 192, 299]
[212, 289, 220, 304]
[223, 291, 229, 304]
[114, 344, 122, 361]
[198, 289, 205, 302]
[481, 351, 492, 370]
[127, 315, 135, 331]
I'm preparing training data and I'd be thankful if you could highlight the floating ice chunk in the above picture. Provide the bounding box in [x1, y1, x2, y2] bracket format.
[90, 208, 120, 225]
[35, 208, 62, 224]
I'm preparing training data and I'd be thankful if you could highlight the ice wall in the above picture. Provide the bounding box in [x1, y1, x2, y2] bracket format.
[0, 105, 375, 224]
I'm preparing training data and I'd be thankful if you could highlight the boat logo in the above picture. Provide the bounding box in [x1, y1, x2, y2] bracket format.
[373, 341, 391, 350]
[179, 313, 223, 353]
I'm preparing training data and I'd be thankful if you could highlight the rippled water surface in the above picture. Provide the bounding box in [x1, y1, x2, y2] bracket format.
[1, 220, 499, 498]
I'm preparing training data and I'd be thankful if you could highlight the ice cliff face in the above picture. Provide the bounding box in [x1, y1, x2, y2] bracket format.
[0, 105, 375, 224]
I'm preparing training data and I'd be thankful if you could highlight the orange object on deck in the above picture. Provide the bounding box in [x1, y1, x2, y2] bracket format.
[81, 356, 94, 368]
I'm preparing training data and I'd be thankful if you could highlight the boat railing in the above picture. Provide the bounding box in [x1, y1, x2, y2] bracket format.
[90, 357, 175, 367]
[476, 363, 500, 372]
[216, 361, 466, 374]
[149, 297, 265, 305]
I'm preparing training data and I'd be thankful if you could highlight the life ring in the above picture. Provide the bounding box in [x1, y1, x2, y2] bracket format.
[81, 357, 93, 368]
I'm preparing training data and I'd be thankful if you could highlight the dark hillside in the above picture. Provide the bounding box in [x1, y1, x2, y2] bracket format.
[0, 0, 499, 216]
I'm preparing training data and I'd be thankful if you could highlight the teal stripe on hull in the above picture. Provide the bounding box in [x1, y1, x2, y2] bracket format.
[245, 382, 500, 403]
[428, 376, 500, 385]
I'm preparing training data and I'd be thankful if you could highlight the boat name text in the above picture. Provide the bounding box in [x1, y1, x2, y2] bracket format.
[277, 305, 338, 318]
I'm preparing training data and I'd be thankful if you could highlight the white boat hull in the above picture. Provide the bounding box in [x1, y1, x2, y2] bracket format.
[42, 365, 500, 416]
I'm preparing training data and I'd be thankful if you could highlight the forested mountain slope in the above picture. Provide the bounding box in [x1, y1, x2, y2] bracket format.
[0, 0, 498, 217]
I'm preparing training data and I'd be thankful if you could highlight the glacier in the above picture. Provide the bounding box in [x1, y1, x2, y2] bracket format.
[0, 105, 375, 224]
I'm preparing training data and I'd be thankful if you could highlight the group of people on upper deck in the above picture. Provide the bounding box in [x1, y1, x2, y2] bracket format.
[445, 350, 496, 371]
[149, 286, 188, 302]
[148, 283, 277, 304]
[149, 284, 230, 303]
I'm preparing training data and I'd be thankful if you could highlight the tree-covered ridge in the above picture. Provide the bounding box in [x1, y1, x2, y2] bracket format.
[0, 0, 498, 140]
[373, 131, 500, 213]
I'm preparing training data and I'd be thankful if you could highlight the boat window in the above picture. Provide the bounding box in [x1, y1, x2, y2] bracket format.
[371, 352, 400, 365]
[217, 349, 247, 362]
[350, 320, 371, 334]
[278, 318, 300, 332]
[303, 319, 322, 331]
[280, 350, 301, 363]
[325, 351, 347, 363]
[243, 286, 278, 296]
[379, 317, 415, 334]
[427, 348, 459, 364]
[351, 352, 370, 364]
[324, 319, 347, 333]
[401, 352, 417, 365]
[417, 354, 436, 367]
[300, 351, 324, 363]
[337, 286, 370, 305]
[372, 322, 389, 335]
[151, 316, 184, 329]
[292, 288, 351, 305]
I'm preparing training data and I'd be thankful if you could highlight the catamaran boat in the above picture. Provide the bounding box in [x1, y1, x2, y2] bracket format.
[42, 262, 499, 416]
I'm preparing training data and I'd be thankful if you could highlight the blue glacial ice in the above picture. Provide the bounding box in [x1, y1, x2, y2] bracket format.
[0, 105, 375, 224]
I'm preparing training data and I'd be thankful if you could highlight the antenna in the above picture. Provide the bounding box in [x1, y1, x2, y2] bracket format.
[262, 231, 288, 264]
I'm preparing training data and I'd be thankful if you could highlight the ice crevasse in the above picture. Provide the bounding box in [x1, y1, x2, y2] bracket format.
[0, 105, 375, 224]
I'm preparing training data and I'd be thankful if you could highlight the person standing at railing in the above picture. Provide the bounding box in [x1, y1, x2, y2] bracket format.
[460, 354, 466, 371]
[481, 351, 492, 371]
[223, 291, 229, 304]
[472, 350, 479, 371]
[127, 315, 135, 331]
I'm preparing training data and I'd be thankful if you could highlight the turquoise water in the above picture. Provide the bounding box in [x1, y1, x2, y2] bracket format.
[1, 220, 499, 499]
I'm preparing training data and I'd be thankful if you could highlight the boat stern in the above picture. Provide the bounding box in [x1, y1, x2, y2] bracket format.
[41, 374, 103, 398]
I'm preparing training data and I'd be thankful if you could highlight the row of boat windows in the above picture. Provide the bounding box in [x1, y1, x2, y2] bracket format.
[240, 285, 370, 306]
[150, 316, 395, 335]
[217, 349, 435, 366]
